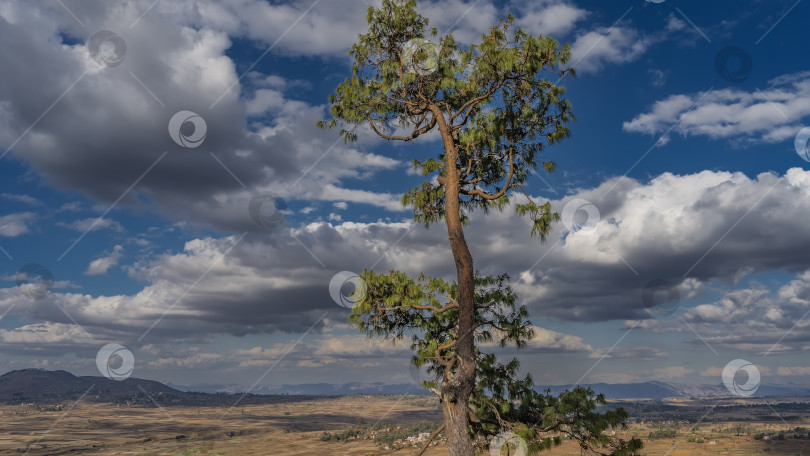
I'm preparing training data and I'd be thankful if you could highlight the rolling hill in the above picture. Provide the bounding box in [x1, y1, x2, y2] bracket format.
[0, 368, 178, 404]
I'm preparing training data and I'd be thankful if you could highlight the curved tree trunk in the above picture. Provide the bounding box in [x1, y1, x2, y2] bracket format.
[436, 110, 476, 456]
[440, 222, 476, 456]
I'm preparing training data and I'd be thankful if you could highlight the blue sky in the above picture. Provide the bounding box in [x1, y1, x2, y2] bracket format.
[1, 0, 810, 392]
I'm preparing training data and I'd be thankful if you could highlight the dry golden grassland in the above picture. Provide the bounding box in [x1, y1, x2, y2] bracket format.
[3, 395, 810, 455]
[1, 395, 443, 455]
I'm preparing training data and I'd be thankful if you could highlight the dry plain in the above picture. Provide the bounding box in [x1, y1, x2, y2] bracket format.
[3, 394, 810, 455]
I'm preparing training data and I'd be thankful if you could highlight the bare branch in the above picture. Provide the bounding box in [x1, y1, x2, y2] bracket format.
[460, 143, 515, 200]
[416, 423, 445, 456]
[437, 338, 457, 352]
[366, 114, 436, 141]
[449, 80, 505, 124]
[377, 301, 458, 314]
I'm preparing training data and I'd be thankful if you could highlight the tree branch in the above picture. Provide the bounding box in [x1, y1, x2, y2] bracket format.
[366, 114, 436, 141]
[377, 301, 458, 314]
[437, 338, 457, 352]
[416, 423, 445, 456]
[449, 80, 504, 124]
[460, 143, 515, 200]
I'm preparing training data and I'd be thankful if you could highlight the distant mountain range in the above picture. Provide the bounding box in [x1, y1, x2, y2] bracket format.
[4, 369, 810, 403]
[172, 378, 810, 399]
[540, 381, 810, 399]
[0, 369, 322, 405]
[167, 380, 428, 396]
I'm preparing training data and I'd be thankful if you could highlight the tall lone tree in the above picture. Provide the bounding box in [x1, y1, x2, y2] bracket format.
[320, 1, 642, 455]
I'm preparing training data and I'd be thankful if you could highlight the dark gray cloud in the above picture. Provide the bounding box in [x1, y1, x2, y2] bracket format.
[0, 0, 669, 237]
[3, 168, 810, 359]
[0, 0, 401, 236]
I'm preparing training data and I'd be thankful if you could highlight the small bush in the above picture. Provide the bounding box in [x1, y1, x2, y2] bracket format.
[648, 429, 677, 439]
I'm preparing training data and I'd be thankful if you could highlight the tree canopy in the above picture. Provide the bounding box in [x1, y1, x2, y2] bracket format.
[318, 0, 574, 239]
[353, 271, 642, 455]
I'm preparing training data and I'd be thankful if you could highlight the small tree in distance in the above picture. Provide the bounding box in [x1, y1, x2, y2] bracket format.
[319, 1, 643, 455]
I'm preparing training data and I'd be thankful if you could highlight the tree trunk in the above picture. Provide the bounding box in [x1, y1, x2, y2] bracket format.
[441, 385, 475, 455]
[436, 110, 476, 456]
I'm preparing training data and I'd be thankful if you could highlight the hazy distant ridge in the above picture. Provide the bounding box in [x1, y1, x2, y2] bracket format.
[0, 368, 177, 403]
[4, 370, 810, 402]
[543, 381, 810, 399]
[172, 379, 810, 399]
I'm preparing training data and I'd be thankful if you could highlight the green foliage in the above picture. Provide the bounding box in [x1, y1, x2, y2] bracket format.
[352, 270, 642, 455]
[319, 0, 574, 241]
[471, 364, 643, 455]
[320, 428, 364, 442]
[648, 429, 677, 440]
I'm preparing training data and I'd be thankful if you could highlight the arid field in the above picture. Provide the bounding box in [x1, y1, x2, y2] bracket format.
[1, 395, 443, 455]
[3, 395, 810, 455]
